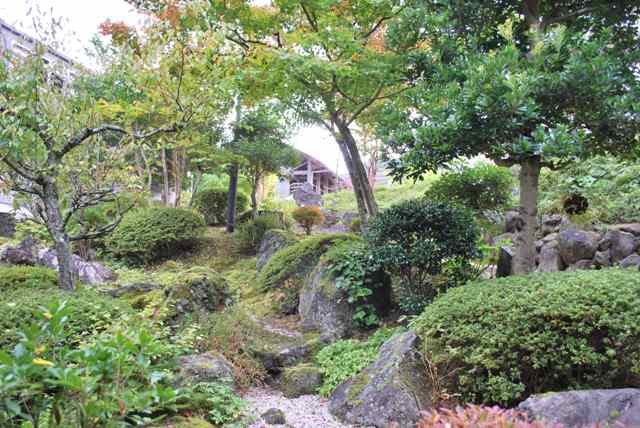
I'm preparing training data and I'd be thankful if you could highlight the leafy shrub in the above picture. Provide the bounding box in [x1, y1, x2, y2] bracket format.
[322, 239, 390, 327]
[0, 301, 185, 427]
[193, 188, 249, 226]
[107, 207, 205, 265]
[235, 213, 288, 253]
[0, 266, 58, 290]
[315, 328, 395, 396]
[258, 233, 359, 291]
[425, 163, 514, 212]
[189, 382, 246, 425]
[417, 405, 551, 428]
[539, 156, 640, 223]
[0, 280, 130, 349]
[412, 269, 640, 407]
[292, 206, 325, 235]
[13, 221, 51, 244]
[349, 217, 362, 233]
[366, 200, 479, 314]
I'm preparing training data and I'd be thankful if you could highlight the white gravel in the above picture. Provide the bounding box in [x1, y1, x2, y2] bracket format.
[243, 387, 353, 428]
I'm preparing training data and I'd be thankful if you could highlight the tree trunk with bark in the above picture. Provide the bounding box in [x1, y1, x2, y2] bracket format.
[226, 162, 239, 233]
[161, 147, 170, 205]
[335, 120, 378, 223]
[42, 181, 76, 291]
[250, 172, 260, 219]
[513, 156, 541, 274]
[189, 170, 203, 208]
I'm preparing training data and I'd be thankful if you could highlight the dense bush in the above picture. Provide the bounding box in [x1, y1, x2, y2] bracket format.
[292, 206, 325, 235]
[235, 213, 288, 253]
[315, 328, 395, 396]
[193, 188, 249, 226]
[413, 269, 640, 407]
[425, 163, 514, 212]
[0, 266, 58, 290]
[0, 271, 129, 349]
[366, 200, 479, 313]
[258, 233, 359, 291]
[539, 156, 640, 223]
[417, 406, 549, 428]
[107, 207, 205, 265]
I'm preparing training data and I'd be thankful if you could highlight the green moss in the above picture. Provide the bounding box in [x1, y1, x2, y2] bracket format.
[346, 371, 371, 402]
[155, 417, 214, 428]
[0, 266, 58, 290]
[258, 233, 359, 291]
[281, 364, 323, 397]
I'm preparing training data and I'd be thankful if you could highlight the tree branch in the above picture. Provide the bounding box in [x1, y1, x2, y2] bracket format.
[543, 7, 596, 28]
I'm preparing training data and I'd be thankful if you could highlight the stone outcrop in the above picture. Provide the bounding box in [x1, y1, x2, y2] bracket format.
[177, 353, 236, 388]
[537, 241, 563, 273]
[0, 213, 16, 238]
[256, 229, 296, 272]
[329, 332, 432, 428]
[38, 249, 117, 285]
[0, 237, 38, 265]
[293, 183, 322, 207]
[621, 254, 640, 269]
[280, 364, 323, 398]
[558, 228, 600, 266]
[518, 389, 640, 428]
[261, 408, 286, 425]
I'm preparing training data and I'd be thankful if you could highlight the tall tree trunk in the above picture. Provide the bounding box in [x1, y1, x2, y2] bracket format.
[250, 172, 260, 219]
[42, 181, 76, 291]
[226, 162, 239, 233]
[189, 170, 203, 208]
[173, 148, 185, 207]
[335, 120, 378, 223]
[513, 156, 541, 274]
[161, 147, 170, 205]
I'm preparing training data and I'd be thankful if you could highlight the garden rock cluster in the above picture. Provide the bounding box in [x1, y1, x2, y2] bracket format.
[518, 388, 640, 428]
[497, 213, 640, 274]
[0, 238, 117, 284]
[256, 229, 296, 272]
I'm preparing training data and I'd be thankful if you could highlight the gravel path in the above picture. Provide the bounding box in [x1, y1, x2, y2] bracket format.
[243, 387, 352, 428]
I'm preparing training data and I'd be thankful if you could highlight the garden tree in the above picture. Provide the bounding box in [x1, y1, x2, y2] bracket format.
[235, 105, 299, 217]
[0, 52, 185, 290]
[197, 0, 419, 224]
[380, 1, 640, 274]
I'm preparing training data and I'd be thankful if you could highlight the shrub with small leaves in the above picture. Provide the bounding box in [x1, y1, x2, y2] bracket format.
[234, 213, 288, 253]
[193, 188, 249, 226]
[107, 207, 205, 265]
[292, 206, 325, 235]
[366, 199, 479, 314]
[425, 163, 514, 212]
[413, 269, 640, 407]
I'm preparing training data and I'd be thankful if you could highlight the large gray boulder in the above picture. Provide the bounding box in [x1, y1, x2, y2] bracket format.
[293, 182, 322, 207]
[558, 228, 600, 266]
[599, 230, 637, 263]
[537, 241, 563, 273]
[620, 254, 640, 269]
[256, 229, 296, 272]
[38, 249, 117, 285]
[280, 364, 323, 398]
[0, 213, 16, 238]
[518, 389, 640, 428]
[299, 261, 391, 340]
[496, 246, 514, 277]
[177, 353, 236, 388]
[608, 223, 640, 237]
[541, 213, 563, 236]
[329, 332, 432, 428]
[504, 210, 523, 233]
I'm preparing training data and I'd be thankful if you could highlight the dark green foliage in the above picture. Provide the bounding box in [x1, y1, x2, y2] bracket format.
[366, 199, 479, 313]
[193, 188, 249, 226]
[188, 382, 246, 425]
[413, 269, 640, 407]
[322, 239, 390, 327]
[425, 163, 514, 212]
[258, 233, 359, 291]
[107, 207, 205, 265]
[539, 156, 640, 223]
[234, 213, 288, 253]
[0, 277, 129, 349]
[315, 328, 396, 396]
[0, 266, 58, 290]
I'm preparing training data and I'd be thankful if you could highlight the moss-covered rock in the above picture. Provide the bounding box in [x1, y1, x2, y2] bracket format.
[329, 331, 432, 428]
[280, 364, 323, 398]
[177, 352, 236, 389]
[256, 229, 297, 272]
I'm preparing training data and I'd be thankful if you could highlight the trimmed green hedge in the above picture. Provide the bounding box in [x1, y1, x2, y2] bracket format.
[193, 188, 249, 226]
[0, 266, 58, 290]
[413, 269, 640, 407]
[107, 207, 205, 265]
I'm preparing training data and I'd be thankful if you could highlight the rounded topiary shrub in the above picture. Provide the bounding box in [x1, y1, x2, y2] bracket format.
[292, 206, 325, 235]
[235, 213, 288, 253]
[412, 269, 640, 407]
[0, 266, 130, 348]
[107, 207, 205, 265]
[425, 163, 514, 212]
[366, 199, 479, 314]
[193, 188, 249, 226]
